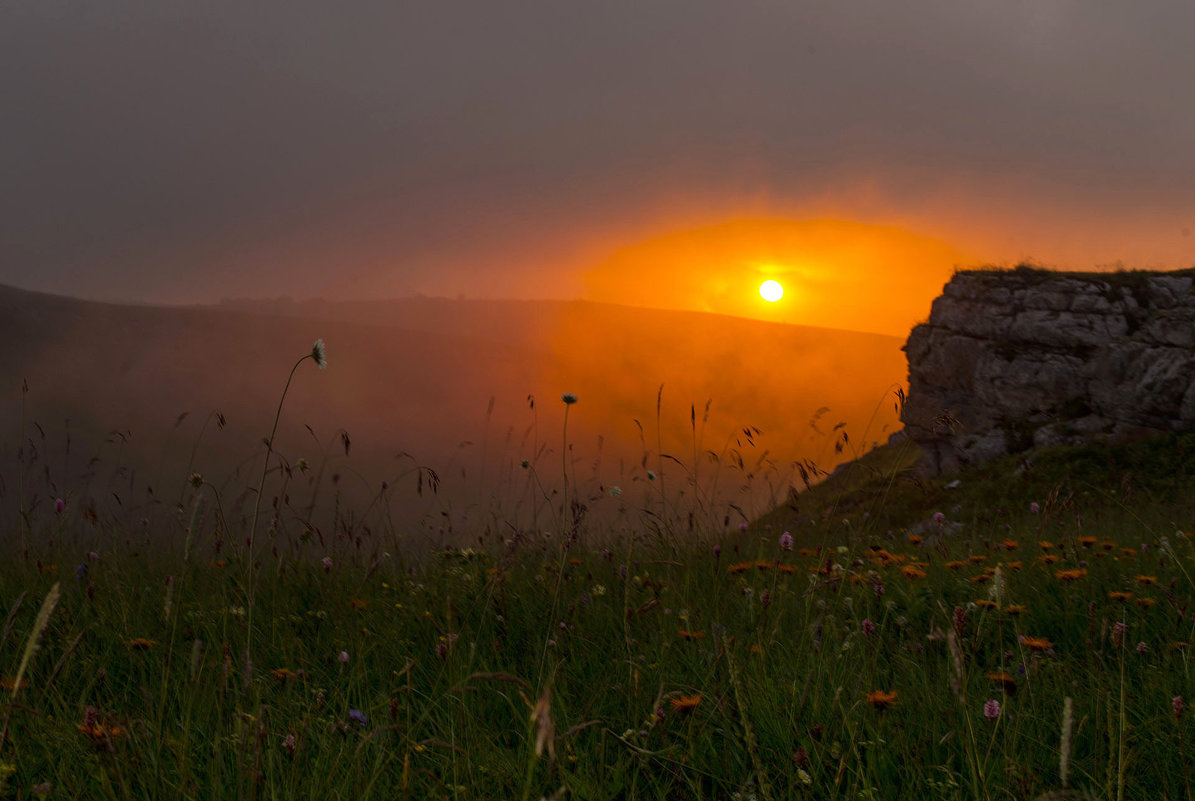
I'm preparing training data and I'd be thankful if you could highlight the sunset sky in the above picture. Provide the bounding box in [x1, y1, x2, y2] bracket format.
[4, 2, 1195, 332]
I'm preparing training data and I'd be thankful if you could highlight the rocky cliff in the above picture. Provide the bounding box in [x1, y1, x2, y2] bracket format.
[901, 266, 1195, 475]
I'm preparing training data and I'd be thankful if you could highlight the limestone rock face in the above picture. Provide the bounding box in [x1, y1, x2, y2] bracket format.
[901, 267, 1195, 475]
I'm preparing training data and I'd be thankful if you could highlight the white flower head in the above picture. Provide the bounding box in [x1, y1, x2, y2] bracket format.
[311, 339, 327, 370]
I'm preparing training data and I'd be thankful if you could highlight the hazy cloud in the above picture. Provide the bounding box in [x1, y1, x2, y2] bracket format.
[3, 1, 1194, 304]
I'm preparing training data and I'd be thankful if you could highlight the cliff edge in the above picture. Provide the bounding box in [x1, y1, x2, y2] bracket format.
[901, 266, 1195, 475]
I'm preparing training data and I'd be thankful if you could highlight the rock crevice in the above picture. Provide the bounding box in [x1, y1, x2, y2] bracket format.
[901, 267, 1195, 474]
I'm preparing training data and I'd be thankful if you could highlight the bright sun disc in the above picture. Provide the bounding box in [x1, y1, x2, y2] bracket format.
[759, 280, 784, 302]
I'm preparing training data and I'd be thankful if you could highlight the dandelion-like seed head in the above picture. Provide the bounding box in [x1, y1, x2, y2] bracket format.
[311, 339, 327, 369]
[561, 392, 577, 405]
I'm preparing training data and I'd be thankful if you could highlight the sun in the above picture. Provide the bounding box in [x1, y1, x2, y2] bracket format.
[759, 280, 784, 302]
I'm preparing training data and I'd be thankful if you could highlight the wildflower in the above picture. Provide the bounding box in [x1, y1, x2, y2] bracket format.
[348, 709, 368, 726]
[970, 574, 992, 584]
[670, 694, 702, 716]
[1136, 641, 1148, 654]
[970, 555, 987, 563]
[779, 531, 794, 551]
[1038, 554, 1060, 564]
[975, 600, 998, 610]
[933, 512, 946, 524]
[338, 651, 349, 664]
[88, 551, 100, 560]
[1136, 598, 1157, 609]
[270, 668, 298, 682]
[561, 392, 577, 405]
[1039, 540, 1055, 550]
[946, 560, 966, 571]
[311, 339, 327, 369]
[349, 598, 368, 610]
[793, 746, 810, 768]
[1020, 636, 1053, 651]
[0, 677, 28, 692]
[1136, 575, 1158, 586]
[861, 618, 876, 637]
[1054, 568, 1087, 582]
[189, 473, 204, 489]
[987, 671, 1018, 695]
[901, 565, 927, 580]
[1030, 502, 1040, 513]
[1111, 621, 1127, 649]
[866, 690, 899, 710]
[712, 545, 722, 559]
[952, 606, 966, 639]
[609, 485, 622, 497]
[125, 638, 156, 650]
[677, 629, 705, 640]
[1108, 591, 1133, 602]
[1174, 696, 1184, 720]
[1003, 605, 1027, 616]
[984, 699, 1000, 720]
[54, 498, 64, 513]
[907, 534, 924, 545]
[321, 556, 333, 572]
[1002, 539, 1018, 550]
[728, 561, 751, 574]
[1077, 536, 1096, 548]
[282, 733, 296, 754]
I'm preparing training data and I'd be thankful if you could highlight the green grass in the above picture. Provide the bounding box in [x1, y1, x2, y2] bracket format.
[2, 425, 1195, 800]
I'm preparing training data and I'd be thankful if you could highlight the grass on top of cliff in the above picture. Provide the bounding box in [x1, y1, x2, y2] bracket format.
[759, 431, 1195, 545]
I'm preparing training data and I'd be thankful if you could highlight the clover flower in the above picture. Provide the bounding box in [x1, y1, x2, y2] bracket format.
[984, 699, 1000, 720]
[779, 531, 794, 551]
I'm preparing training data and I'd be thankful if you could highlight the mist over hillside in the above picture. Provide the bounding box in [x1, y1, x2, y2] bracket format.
[1, 285, 906, 543]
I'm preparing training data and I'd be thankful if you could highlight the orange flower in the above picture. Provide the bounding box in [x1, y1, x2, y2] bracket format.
[946, 561, 966, 571]
[901, 566, 927, 580]
[970, 574, 992, 584]
[987, 671, 1018, 694]
[1039, 541, 1056, 551]
[1002, 540, 1019, 550]
[777, 564, 796, 575]
[1119, 549, 1137, 559]
[970, 555, 988, 564]
[1038, 555, 1060, 565]
[1100, 541, 1115, 551]
[1136, 575, 1158, 586]
[866, 690, 899, 710]
[1054, 569, 1087, 582]
[677, 629, 706, 641]
[1077, 536, 1097, 548]
[1020, 636, 1053, 651]
[125, 638, 156, 650]
[670, 694, 702, 715]
[1003, 605, 1027, 616]
[77, 722, 124, 748]
[728, 562, 752, 575]
[798, 547, 819, 557]
[1107, 591, 1133, 602]
[270, 668, 298, 682]
[1137, 598, 1157, 609]
[1006, 561, 1023, 571]
[755, 559, 774, 571]
[907, 535, 924, 545]
[975, 600, 998, 610]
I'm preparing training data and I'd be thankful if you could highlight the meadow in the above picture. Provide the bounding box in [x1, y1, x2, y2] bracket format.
[2, 343, 1194, 800]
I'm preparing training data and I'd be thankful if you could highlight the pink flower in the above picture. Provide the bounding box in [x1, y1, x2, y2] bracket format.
[338, 651, 349, 664]
[933, 512, 946, 524]
[779, 532, 794, 551]
[1029, 502, 1040, 514]
[321, 556, 333, 572]
[54, 498, 65, 514]
[1174, 695, 1184, 720]
[984, 699, 1000, 720]
[862, 619, 876, 638]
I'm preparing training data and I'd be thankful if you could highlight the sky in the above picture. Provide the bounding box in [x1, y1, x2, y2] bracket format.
[4, 1, 1195, 329]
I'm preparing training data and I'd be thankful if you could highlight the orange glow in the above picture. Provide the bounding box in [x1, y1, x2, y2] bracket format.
[582, 218, 973, 336]
[759, 280, 784, 302]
